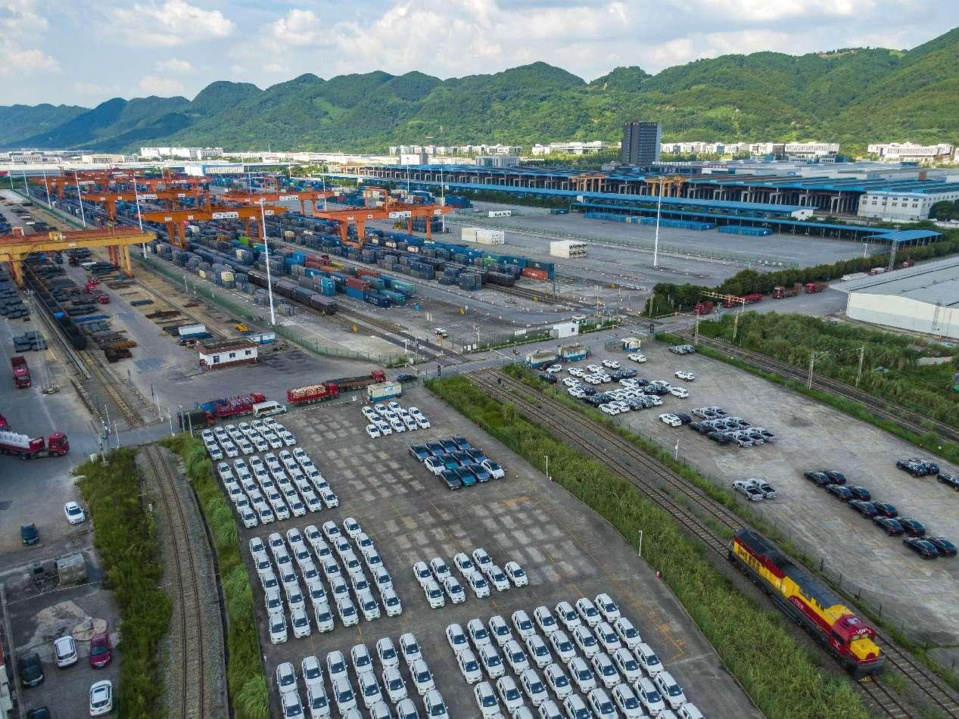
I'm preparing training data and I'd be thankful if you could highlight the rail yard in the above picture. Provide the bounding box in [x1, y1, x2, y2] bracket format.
[2, 164, 958, 719]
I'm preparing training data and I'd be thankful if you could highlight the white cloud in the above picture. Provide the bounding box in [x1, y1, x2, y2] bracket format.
[112, 0, 235, 47]
[270, 9, 322, 46]
[0, 47, 59, 75]
[137, 74, 186, 95]
[155, 58, 194, 73]
[0, 0, 59, 76]
[74, 81, 122, 98]
[264, 63, 290, 73]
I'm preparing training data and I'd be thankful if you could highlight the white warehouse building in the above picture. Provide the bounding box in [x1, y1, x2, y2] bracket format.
[835, 257, 959, 340]
[858, 185, 959, 222]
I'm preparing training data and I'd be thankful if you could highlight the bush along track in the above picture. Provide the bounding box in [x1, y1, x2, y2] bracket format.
[426, 375, 869, 719]
[165, 435, 269, 719]
[76, 449, 171, 718]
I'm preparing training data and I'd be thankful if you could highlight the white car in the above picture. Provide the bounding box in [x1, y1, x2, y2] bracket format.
[595, 623, 622, 654]
[505, 561, 529, 587]
[332, 676, 358, 715]
[612, 684, 644, 718]
[533, 606, 559, 635]
[375, 420, 392, 436]
[669, 386, 689, 399]
[675, 370, 695, 381]
[382, 587, 403, 617]
[453, 552, 475, 575]
[658, 413, 682, 427]
[572, 624, 600, 658]
[313, 601, 335, 633]
[613, 646, 643, 683]
[548, 630, 577, 664]
[410, 660, 435, 696]
[277, 661, 299, 695]
[429, 557, 451, 583]
[486, 565, 511, 592]
[472, 547, 493, 570]
[588, 688, 617, 718]
[479, 644, 506, 679]
[520, 667, 549, 707]
[468, 617, 493, 649]
[568, 657, 597, 694]
[413, 561, 432, 587]
[358, 670, 383, 710]
[458, 649, 484, 684]
[546, 365, 563, 373]
[54, 636, 78, 668]
[357, 590, 381, 621]
[474, 681, 502, 718]
[635, 643, 664, 676]
[466, 570, 491, 598]
[337, 598, 359, 627]
[444, 575, 467, 604]
[544, 663, 573, 700]
[555, 602, 580, 632]
[614, 617, 642, 650]
[601, 359, 620, 369]
[424, 689, 449, 719]
[89, 680, 114, 716]
[591, 652, 619, 689]
[489, 615, 514, 647]
[496, 676, 524, 715]
[366, 424, 382, 438]
[504, 639, 531, 674]
[627, 353, 646, 363]
[291, 605, 312, 638]
[306, 684, 331, 719]
[268, 611, 288, 644]
[733, 479, 765, 502]
[595, 594, 621, 622]
[635, 676, 666, 716]
[654, 671, 686, 710]
[575, 597, 602, 627]
[376, 637, 400, 670]
[512, 609, 536, 639]
[383, 666, 408, 703]
[447, 623, 470, 654]
[424, 579, 445, 609]
[526, 634, 552, 669]
[64, 501, 86, 525]
[482, 460, 505, 479]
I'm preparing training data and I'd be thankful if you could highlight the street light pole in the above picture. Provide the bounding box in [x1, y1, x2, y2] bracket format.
[544, 455, 550, 481]
[653, 177, 663, 269]
[132, 174, 146, 257]
[75, 172, 87, 228]
[260, 199, 277, 326]
[41, 167, 52, 208]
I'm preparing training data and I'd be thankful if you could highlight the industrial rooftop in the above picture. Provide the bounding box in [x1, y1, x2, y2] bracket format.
[835, 256, 959, 306]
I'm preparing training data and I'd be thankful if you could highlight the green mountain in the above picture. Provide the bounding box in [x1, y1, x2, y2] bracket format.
[5, 28, 959, 153]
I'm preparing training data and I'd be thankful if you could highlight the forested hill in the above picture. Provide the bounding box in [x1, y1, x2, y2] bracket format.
[4, 27, 959, 153]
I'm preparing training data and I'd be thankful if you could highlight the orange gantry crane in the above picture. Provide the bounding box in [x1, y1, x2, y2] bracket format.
[316, 200, 452, 248]
[79, 186, 208, 221]
[220, 189, 334, 217]
[0, 227, 155, 287]
[140, 203, 289, 248]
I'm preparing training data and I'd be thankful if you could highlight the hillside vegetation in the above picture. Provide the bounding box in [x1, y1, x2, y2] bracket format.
[5, 27, 959, 152]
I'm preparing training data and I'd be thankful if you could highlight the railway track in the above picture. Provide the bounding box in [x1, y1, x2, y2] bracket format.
[683, 333, 959, 445]
[142, 445, 213, 719]
[467, 369, 959, 718]
[77, 349, 143, 427]
[334, 306, 447, 360]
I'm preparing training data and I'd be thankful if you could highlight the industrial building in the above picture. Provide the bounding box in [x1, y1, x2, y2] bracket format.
[836, 257, 959, 339]
[197, 338, 258, 369]
[866, 142, 954, 164]
[621, 121, 661, 166]
[857, 186, 959, 222]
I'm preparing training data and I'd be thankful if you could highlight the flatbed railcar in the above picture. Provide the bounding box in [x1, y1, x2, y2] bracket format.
[729, 528, 884, 678]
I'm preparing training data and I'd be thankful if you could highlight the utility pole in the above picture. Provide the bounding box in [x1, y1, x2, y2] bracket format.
[132, 173, 146, 257]
[693, 314, 700, 346]
[732, 309, 741, 341]
[855, 345, 865, 388]
[260, 199, 277, 326]
[807, 351, 826, 390]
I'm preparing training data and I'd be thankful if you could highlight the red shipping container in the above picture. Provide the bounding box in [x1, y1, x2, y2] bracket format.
[346, 278, 371, 291]
[305, 257, 324, 269]
[521, 267, 549, 281]
[357, 268, 381, 279]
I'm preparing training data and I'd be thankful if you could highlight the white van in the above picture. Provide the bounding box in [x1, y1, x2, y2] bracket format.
[253, 400, 288, 418]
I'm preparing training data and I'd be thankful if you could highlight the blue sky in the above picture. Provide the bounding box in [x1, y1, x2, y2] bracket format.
[3, 0, 959, 106]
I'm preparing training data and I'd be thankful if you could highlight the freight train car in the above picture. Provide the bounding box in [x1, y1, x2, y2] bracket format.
[729, 528, 883, 678]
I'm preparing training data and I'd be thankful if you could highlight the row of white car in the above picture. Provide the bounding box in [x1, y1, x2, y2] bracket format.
[217, 445, 338, 528]
[413, 549, 528, 609]
[275, 633, 447, 718]
[448, 596, 704, 719]
[364, 402, 431, 438]
[252, 518, 401, 645]
[202, 417, 295, 461]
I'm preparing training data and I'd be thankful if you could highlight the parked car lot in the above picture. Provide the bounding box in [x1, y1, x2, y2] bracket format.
[243, 384, 760, 719]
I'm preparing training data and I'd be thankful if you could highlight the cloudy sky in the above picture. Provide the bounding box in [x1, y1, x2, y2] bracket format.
[3, 0, 959, 106]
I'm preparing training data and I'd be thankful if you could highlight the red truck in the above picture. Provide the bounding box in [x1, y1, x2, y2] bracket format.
[197, 393, 267, 421]
[328, 370, 387, 393]
[0, 414, 8, 431]
[772, 283, 803, 299]
[693, 301, 714, 315]
[0, 430, 70, 459]
[11, 356, 31, 389]
[743, 293, 764, 305]
[805, 282, 828, 294]
[287, 383, 340, 406]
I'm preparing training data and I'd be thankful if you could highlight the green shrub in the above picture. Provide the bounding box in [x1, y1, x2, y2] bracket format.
[76, 450, 171, 718]
[427, 376, 869, 719]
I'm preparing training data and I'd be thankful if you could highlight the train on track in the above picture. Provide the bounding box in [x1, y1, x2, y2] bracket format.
[729, 528, 884, 678]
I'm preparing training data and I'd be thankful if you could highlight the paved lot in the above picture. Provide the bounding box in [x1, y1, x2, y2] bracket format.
[229, 385, 760, 719]
[581, 339, 959, 650]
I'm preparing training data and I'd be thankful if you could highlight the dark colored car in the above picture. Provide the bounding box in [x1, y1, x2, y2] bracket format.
[897, 518, 926, 537]
[707, 432, 731, 445]
[873, 502, 898, 518]
[849, 500, 878, 518]
[426, 442, 445, 457]
[470, 463, 491, 483]
[467, 448, 488, 464]
[408, 445, 430, 462]
[826, 484, 854, 501]
[26, 709, 51, 719]
[89, 633, 112, 668]
[873, 516, 904, 535]
[539, 372, 557, 384]
[451, 436, 471, 451]
[925, 537, 957, 557]
[897, 458, 940, 477]
[674, 413, 692, 425]
[454, 466, 478, 488]
[20, 523, 39, 546]
[822, 470, 847, 485]
[903, 537, 939, 559]
[803, 471, 830, 487]
[938, 472, 959, 490]
[452, 451, 473, 467]
[847, 486, 871, 502]
[439, 439, 458, 454]
[439, 470, 462, 490]
[439, 454, 461, 470]
[19, 652, 44, 687]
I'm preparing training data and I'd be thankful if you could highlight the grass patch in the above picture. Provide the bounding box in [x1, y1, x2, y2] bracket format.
[164, 435, 268, 719]
[76, 449, 171, 718]
[427, 375, 869, 719]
